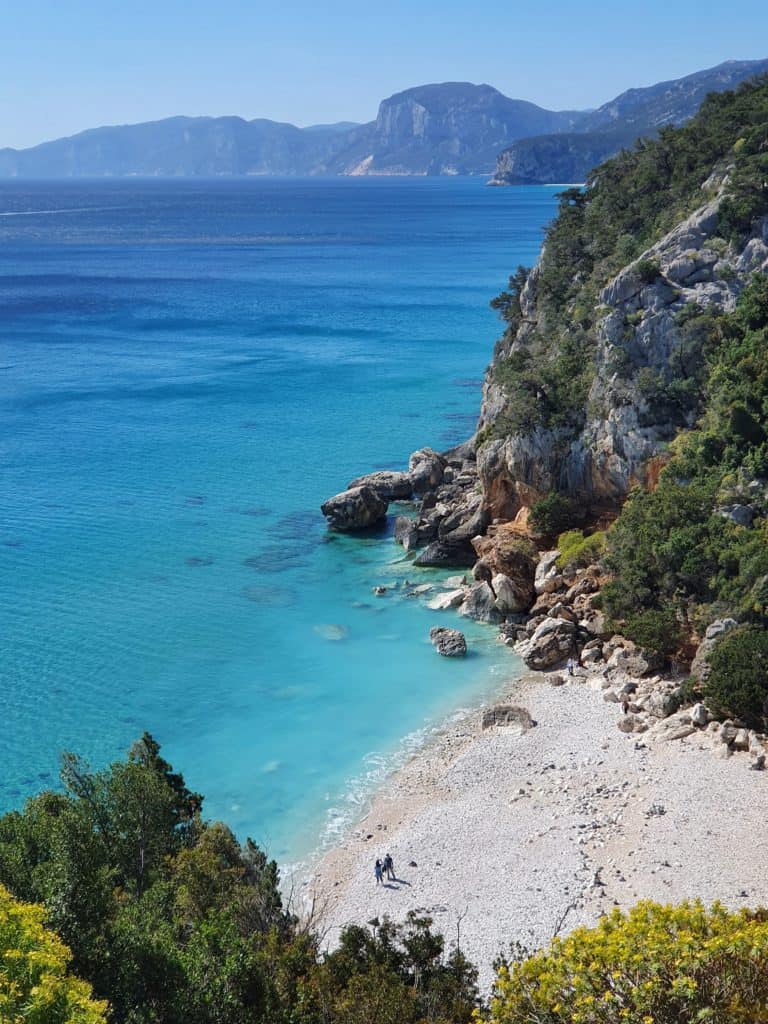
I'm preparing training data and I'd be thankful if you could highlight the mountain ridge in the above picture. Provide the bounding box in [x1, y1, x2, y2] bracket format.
[2, 59, 767, 179]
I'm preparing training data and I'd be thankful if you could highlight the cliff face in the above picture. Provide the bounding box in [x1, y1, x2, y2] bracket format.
[318, 83, 580, 176]
[477, 199, 768, 519]
[490, 58, 768, 186]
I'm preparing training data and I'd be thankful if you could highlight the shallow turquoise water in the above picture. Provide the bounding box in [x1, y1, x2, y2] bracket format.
[0, 178, 558, 863]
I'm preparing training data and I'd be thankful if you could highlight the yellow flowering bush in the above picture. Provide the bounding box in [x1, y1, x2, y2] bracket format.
[0, 883, 108, 1023]
[486, 901, 768, 1024]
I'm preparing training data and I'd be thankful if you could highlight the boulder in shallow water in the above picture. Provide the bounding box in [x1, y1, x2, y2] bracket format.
[320, 486, 388, 531]
[414, 540, 476, 568]
[427, 588, 467, 611]
[429, 626, 467, 657]
[348, 470, 413, 501]
[394, 515, 419, 551]
[458, 581, 504, 624]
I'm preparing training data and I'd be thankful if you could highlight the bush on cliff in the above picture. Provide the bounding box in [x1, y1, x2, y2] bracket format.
[603, 273, 768, 633]
[703, 626, 768, 728]
[489, 75, 768, 436]
[487, 901, 768, 1024]
[530, 492, 575, 538]
[0, 883, 108, 1023]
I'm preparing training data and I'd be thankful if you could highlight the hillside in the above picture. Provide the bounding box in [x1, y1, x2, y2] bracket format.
[490, 57, 768, 184]
[2, 60, 767, 179]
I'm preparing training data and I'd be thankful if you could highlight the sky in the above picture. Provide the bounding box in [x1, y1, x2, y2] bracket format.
[3, 0, 768, 149]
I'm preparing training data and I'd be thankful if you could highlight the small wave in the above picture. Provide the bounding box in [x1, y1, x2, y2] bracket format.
[0, 205, 125, 217]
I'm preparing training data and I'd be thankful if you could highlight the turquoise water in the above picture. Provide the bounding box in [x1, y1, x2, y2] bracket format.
[1, 178, 558, 864]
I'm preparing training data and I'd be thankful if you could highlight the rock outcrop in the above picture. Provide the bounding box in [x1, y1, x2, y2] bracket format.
[347, 470, 413, 500]
[320, 486, 388, 531]
[477, 199, 768, 518]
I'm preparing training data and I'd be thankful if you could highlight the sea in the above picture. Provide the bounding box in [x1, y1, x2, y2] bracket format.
[0, 177, 559, 868]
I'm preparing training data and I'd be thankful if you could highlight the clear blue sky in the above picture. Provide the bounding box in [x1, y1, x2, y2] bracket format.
[4, 0, 767, 149]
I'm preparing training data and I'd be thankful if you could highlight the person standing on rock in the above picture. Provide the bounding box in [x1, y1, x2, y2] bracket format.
[383, 853, 395, 880]
[374, 859, 383, 885]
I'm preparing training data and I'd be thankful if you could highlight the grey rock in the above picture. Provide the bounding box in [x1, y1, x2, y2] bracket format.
[691, 703, 709, 727]
[514, 616, 577, 670]
[534, 550, 562, 594]
[321, 486, 388, 531]
[646, 688, 682, 719]
[429, 626, 467, 658]
[717, 503, 754, 527]
[458, 582, 504, 624]
[409, 448, 446, 495]
[348, 470, 412, 501]
[733, 728, 751, 751]
[691, 618, 739, 680]
[493, 572, 533, 614]
[481, 704, 535, 732]
[426, 588, 466, 611]
[414, 540, 476, 568]
[393, 515, 419, 551]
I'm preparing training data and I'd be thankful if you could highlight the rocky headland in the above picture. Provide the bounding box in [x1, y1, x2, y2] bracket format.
[313, 75, 768, 976]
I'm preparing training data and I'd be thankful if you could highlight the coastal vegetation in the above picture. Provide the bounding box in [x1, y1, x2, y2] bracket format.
[5, 740, 768, 1023]
[487, 74, 768, 439]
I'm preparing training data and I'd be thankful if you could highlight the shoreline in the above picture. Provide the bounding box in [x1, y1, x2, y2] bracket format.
[305, 667, 768, 992]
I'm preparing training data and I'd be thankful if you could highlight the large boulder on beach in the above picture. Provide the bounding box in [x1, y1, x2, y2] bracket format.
[347, 470, 413, 501]
[515, 616, 577, 670]
[472, 528, 537, 591]
[481, 704, 535, 733]
[409, 448, 446, 495]
[320, 486, 388, 531]
[429, 626, 467, 657]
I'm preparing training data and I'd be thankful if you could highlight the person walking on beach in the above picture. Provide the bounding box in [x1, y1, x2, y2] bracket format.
[374, 859, 383, 885]
[383, 853, 395, 880]
[566, 657, 575, 676]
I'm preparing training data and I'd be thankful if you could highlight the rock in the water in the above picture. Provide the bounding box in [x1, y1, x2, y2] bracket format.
[409, 448, 446, 495]
[458, 582, 504, 624]
[321, 486, 388, 531]
[347, 470, 413, 501]
[393, 515, 419, 551]
[481, 704, 535, 733]
[514, 616, 577, 670]
[426, 588, 466, 611]
[429, 626, 467, 657]
[414, 540, 476, 568]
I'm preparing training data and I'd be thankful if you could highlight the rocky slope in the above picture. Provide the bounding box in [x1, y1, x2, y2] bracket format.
[489, 58, 768, 185]
[477, 196, 768, 518]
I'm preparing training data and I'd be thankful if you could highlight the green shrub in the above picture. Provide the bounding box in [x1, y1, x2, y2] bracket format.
[636, 257, 662, 284]
[556, 530, 606, 570]
[703, 625, 768, 728]
[488, 901, 768, 1024]
[624, 607, 681, 656]
[529, 492, 575, 538]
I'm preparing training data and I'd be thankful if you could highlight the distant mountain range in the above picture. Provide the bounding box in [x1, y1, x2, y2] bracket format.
[1, 59, 767, 182]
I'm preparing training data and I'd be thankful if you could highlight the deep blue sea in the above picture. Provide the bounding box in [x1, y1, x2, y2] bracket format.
[0, 178, 558, 867]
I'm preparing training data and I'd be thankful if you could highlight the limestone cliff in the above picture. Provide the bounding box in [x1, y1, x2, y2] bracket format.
[477, 200, 768, 518]
[475, 76, 768, 520]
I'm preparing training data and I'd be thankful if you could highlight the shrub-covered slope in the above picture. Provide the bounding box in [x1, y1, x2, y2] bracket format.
[478, 75, 768, 521]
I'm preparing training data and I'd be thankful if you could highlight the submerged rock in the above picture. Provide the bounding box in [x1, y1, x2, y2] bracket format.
[429, 626, 467, 657]
[320, 486, 388, 531]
